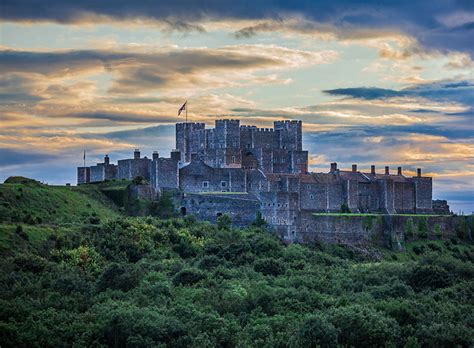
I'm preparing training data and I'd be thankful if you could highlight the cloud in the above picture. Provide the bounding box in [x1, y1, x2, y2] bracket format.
[1, 1, 473, 57]
[0, 46, 336, 94]
[323, 80, 474, 108]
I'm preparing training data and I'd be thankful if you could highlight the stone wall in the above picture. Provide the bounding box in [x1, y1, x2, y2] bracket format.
[180, 193, 259, 227]
[77, 167, 90, 184]
[117, 158, 151, 181]
[179, 159, 247, 193]
[295, 213, 470, 249]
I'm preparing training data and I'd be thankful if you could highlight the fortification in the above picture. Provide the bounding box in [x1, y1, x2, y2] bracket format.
[78, 119, 445, 244]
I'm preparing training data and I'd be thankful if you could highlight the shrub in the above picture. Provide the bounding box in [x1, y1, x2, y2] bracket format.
[329, 305, 400, 347]
[217, 214, 232, 230]
[97, 263, 140, 292]
[253, 257, 286, 276]
[173, 268, 206, 286]
[15, 225, 28, 240]
[408, 264, 452, 291]
[292, 314, 338, 348]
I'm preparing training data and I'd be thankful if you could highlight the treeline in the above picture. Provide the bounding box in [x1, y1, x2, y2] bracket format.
[1, 216, 473, 347]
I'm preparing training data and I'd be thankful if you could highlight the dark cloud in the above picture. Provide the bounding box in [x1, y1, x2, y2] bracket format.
[1, 1, 473, 56]
[324, 80, 474, 108]
[0, 148, 57, 166]
[67, 112, 177, 123]
[323, 87, 402, 100]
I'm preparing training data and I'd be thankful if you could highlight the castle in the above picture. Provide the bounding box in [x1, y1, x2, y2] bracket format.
[78, 119, 437, 242]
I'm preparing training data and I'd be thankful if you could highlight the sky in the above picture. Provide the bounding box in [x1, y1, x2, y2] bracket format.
[0, 1, 473, 213]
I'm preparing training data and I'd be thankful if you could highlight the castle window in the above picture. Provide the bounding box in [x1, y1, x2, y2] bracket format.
[231, 156, 236, 163]
[310, 194, 314, 199]
[202, 181, 209, 188]
[221, 181, 227, 188]
[280, 158, 285, 164]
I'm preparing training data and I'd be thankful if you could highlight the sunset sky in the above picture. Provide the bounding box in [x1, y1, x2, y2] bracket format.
[1, 1, 473, 212]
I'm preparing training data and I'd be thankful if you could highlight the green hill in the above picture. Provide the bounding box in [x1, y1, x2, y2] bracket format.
[0, 177, 120, 225]
[0, 177, 473, 347]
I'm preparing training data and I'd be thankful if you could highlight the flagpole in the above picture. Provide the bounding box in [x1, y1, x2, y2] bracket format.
[83, 150, 86, 183]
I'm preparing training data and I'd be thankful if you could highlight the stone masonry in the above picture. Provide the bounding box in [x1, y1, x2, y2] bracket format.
[78, 119, 440, 242]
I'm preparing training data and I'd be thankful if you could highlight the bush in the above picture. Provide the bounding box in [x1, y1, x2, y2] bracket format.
[173, 268, 206, 286]
[217, 214, 232, 230]
[97, 263, 140, 292]
[292, 314, 338, 347]
[253, 257, 286, 276]
[329, 305, 400, 347]
[15, 225, 28, 240]
[408, 264, 452, 291]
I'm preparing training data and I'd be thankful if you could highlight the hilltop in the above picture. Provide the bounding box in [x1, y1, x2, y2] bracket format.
[0, 177, 473, 347]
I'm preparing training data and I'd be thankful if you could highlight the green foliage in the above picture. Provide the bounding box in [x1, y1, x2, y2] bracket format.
[217, 214, 232, 229]
[1, 209, 473, 346]
[405, 218, 415, 238]
[416, 217, 429, 239]
[150, 192, 177, 219]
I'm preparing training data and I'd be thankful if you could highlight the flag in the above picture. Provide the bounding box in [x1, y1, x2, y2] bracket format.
[178, 101, 187, 116]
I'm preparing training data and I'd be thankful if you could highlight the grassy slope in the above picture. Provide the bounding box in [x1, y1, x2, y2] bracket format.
[0, 178, 122, 254]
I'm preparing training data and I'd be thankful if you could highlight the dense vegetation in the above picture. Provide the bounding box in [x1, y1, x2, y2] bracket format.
[0, 179, 473, 347]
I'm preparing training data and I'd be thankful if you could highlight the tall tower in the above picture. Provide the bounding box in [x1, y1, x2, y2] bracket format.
[176, 122, 206, 162]
[274, 120, 302, 150]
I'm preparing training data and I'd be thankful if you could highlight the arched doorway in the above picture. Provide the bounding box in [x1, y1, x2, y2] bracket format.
[180, 207, 187, 216]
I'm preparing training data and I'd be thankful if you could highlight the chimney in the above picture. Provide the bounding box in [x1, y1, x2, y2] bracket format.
[330, 162, 338, 172]
[352, 164, 357, 172]
[385, 166, 390, 175]
[417, 168, 421, 177]
[171, 149, 181, 161]
[134, 149, 140, 159]
[152, 151, 159, 160]
[371, 165, 376, 175]
[104, 155, 110, 165]
[397, 167, 402, 176]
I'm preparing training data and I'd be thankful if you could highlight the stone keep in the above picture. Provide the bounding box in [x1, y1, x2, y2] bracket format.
[77, 119, 436, 242]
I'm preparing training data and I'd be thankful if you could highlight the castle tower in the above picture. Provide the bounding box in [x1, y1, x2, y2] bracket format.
[274, 120, 302, 150]
[215, 119, 240, 149]
[176, 122, 205, 162]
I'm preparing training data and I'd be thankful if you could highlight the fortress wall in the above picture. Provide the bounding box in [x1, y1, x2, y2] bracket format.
[274, 120, 302, 151]
[181, 193, 259, 227]
[151, 158, 179, 189]
[215, 119, 240, 149]
[260, 191, 300, 240]
[296, 214, 468, 248]
[90, 164, 104, 182]
[252, 128, 277, 149]
[179, 163, 247, 193]
[414, 177, 433, 213]
[300, 182, 329, 211]
[290, 150, 308, 174]
[378, 179, 396, 214]
[240, 126, 256, 149]
[77, 167, 90, 184]
[271, 149, 291, 173]
[118, 158, 151, 181]
[328, 181, 344, 211]
[346, 180, 359, 212]
[394, 182, 415, 213]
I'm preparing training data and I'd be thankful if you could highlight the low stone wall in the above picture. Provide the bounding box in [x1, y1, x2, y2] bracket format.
[297, 213, 472, 250]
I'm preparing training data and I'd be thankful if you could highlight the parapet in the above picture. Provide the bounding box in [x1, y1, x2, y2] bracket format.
[256, 128, 274, 132]
[176, 122, 206, 130]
